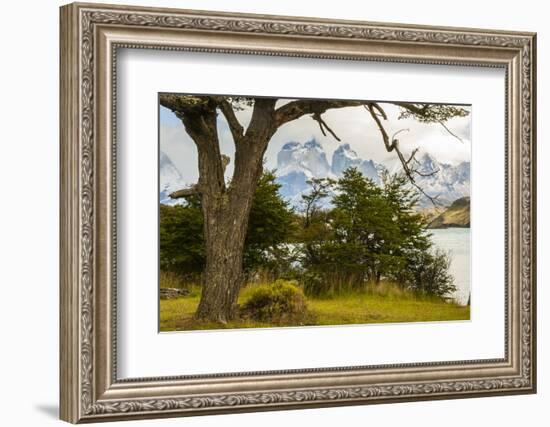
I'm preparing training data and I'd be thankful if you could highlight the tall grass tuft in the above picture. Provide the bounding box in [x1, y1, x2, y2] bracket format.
[160, 271, 190, 290]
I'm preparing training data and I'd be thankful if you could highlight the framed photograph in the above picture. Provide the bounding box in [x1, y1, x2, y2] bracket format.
[60, 2, 537, 423]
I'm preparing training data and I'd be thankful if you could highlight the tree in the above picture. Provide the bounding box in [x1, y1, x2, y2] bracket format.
[243, 170, 296, 275]
[301, 177, 335, 228]
[377, 171, 431, 279]
[391, 249, 456, 298]
[160, 94, 468, 322]
[159, 196, 204, 278]
[301, 169, 439, 295]
[330, 168, 399, 285]
[159, 171, 295, 281]
[298, 177, 335, 270]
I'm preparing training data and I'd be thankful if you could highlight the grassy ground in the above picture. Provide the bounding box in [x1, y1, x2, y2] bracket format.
[159, 282, 470, 332]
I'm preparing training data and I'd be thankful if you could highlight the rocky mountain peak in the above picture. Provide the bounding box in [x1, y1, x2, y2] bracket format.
[331, 143, 362, 176]
[159, 150, 187, 205]
[159, 141, 471, 210]
[276, 138, 330, 178]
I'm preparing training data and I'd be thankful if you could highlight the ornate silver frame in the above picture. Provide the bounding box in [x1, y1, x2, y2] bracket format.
[60, 2, 536, 423]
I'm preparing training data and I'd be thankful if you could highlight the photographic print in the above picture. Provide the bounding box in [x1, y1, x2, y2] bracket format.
[159, 95, 472, 332]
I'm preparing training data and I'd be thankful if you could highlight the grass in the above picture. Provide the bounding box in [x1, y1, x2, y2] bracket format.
[159, 280, 470, 332]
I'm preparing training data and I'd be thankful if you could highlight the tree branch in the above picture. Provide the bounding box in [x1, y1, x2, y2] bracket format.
[169, 155, 230, 200]
[213, 98, 244, 144]
[159, 94, 211, 116]
[392, 102, 430, 116]
[369, 103, 388, 120]
[169, 185, 200, 199]
[406, 148, 419, 165]
[276, 99, 443, 206]
[311, 112, 342, 141]
[366, 104, 395, 152]
[275, 99, 364, 128]
[365, 104, 440, 206]
[438, 120, 464, 143]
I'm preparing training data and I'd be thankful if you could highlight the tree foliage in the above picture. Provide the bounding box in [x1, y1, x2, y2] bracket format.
[390, 248, 456, 298]
[299, 168, 455, 298]
[398, 104, 469, 123]
[159, 196, 204, 279]
[243, 170, 297, 274]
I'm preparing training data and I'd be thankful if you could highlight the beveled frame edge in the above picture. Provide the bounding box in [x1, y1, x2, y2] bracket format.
[59, 2, 536, 423]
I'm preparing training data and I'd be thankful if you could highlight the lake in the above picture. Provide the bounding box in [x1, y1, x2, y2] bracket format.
[429, 228, 471, 305]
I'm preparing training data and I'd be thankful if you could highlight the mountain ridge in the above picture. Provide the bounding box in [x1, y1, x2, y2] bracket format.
[159, 139, 471, 211]
[275, 139, 470, 208]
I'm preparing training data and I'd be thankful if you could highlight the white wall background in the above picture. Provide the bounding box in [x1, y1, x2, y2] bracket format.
[0, 0, 545, 425]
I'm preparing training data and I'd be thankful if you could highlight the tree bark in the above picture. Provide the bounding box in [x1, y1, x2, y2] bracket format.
[196, 205, 248, 322]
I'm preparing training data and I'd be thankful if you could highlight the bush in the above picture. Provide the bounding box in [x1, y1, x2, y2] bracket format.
[392, 249, 456, 298]
[240, 280, 308, 324]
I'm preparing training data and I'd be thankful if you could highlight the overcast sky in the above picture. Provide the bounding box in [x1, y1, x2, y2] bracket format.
[160, 98, 471, 184]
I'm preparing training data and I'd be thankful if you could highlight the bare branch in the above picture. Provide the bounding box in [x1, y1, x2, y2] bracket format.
[370, 103, 388, 120]
[169, 155, 230, 199]
[406, 148, 419, 165]
[311, 112, 342, 141]
[169, 185, 200, 199]
[365, 104, 441, 206]
[366, 104, 395, 152]
[413, 167, 440, 178]
[391, 128, 409, 141]
[438, 120, 464, 143]
[276, 99, 448, 206]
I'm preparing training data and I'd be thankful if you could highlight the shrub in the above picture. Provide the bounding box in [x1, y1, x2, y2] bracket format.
[392, 249, 456, 298]
[240, 280, 308, 324]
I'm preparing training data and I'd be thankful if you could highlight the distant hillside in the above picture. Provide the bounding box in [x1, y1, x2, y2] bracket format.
[428, 197, 470, 229]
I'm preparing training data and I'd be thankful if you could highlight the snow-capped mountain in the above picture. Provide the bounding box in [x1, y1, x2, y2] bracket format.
[277, 139, 331, 178]
[275, 141, 470, 209]
[275, 139, 334, 207]
[331, 143, 362, 175]
[414, 153, 470, 207]
[331, 144, 381, 184]
[159, 151, 187, 205]
[275, 139, 386, 207]
[159, 140, 470, 210]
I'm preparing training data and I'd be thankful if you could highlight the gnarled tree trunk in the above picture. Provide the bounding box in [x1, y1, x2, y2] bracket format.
[195, 200, 248, 322]
[196, 100, 276, 322]
[161, 96, 277, 322]
[195, 180, 256, 322]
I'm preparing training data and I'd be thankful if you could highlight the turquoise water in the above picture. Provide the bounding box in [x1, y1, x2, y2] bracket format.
[429, 228, 471, 305]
